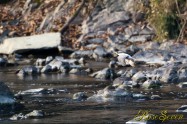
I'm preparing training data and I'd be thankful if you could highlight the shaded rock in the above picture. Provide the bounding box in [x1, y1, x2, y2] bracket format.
[0, 57, 7, 66]
[73, 92, 87, 101]
[60, 63, 70, 74]
[0, 33, 61, 54]
[93, 46, 111, 61]
[132, 12, 145, 23]
[142, 80, 161, 89]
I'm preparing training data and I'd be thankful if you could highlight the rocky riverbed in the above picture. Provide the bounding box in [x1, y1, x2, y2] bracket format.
[0, 0, 187, 123]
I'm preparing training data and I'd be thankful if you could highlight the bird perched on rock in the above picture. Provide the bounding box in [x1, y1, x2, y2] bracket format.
[114, 51, 135, 67]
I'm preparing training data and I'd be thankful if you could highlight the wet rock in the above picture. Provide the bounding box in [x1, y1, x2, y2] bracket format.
[85, 68, 93, 74]
[126, 114, 162, 124]
[18, 88, 46, 95]
[78, 57, 86, 66]
[17, 66, 40, 75]
[176, 105, 187, 112]
[0, 33, 61, 54]
[90, 68, 117, 80]
[0, 57, 7, 66]
[60, 63, 70, 74]
[73, 92, 88, 101]
[48, 59, 62, 71]
[41, 65, 52, 73]
[45, 56, 53, 64]
[87, 86, 132, 102]
[69, 68, 80, 74]
[151, 95, 162, 100]
[10, 113, 25, 120]
[132, 71, 147, 83]
[0, 82, 15, 104]
[142, 80, 161, 89]
[35, 58, 46, 66]
[25, 110, 44, 118]
[178, 82, 187, 88]
[132, 93, 149, 101]
[113, 77, 131, 87]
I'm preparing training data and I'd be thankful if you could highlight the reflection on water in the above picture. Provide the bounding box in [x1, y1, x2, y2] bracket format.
[0, 67, 186, 124]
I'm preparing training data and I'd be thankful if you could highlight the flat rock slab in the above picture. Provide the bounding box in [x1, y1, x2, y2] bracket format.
[0, 33, 61, 54]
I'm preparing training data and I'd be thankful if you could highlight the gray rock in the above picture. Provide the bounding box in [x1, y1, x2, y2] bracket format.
[178, 82, 187, 88]
[132, 71, 147, 83]
[151, 95, 162, 100]
[126, 114, 162, 124]
[18, 66, 40, 75]
[48, 59, 62, 70]
[45, 56, 53, 64]
[73, 92, 87, 101]
[10, 113, 26, 120]
[176, 105, 187, 112]
[87, 38, 105, 44]
[128, 35, 152, 42]
[90, 68, 117, 80]
[70, 50, 94, 59]
[60, 63, 70, 74]
[0, 82, 15, 104]
[142, 80, 161, 89]
[18, 88, 46, 95]
[25, 110, 44, 118]
[41, 65, 52, 73]
[133, 93, 149, 100]
[0, 57, 7, 66]
[35, 58, 46, 66]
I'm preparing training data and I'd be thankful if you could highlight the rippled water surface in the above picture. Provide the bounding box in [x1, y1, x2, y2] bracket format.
[0, 61, 187, 124]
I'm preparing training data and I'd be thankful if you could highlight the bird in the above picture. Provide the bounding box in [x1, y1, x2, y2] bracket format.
[115, 51, 135, 67]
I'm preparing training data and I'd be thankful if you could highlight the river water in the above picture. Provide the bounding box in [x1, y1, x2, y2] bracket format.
[0, 61, 186, 124]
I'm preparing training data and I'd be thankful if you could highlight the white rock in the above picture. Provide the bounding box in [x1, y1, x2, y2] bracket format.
[0, 33, 61, 54]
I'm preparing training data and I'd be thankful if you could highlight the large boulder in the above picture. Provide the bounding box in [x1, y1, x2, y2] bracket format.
[0, 33, 61, 54]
